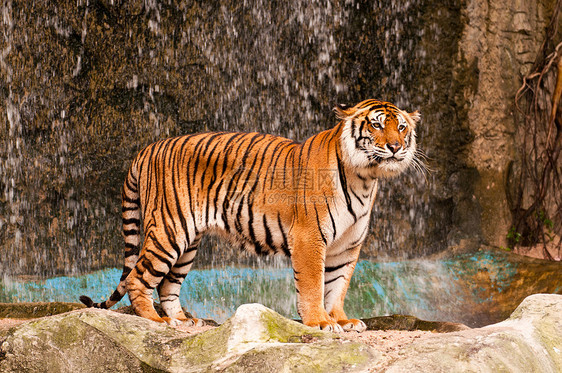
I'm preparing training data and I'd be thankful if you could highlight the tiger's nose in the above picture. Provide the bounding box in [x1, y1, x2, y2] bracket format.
[386, 142, 401, 154]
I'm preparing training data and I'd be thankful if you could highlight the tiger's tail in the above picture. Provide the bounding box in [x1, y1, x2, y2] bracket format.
[80, 162, 142, 309]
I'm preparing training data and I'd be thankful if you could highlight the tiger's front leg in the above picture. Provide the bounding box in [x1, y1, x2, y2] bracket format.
[324, 244, 367, 332]
[290, 232, 344, 333]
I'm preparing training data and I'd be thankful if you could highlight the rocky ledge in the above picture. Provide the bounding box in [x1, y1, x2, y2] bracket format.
[0, 294, 560, 372]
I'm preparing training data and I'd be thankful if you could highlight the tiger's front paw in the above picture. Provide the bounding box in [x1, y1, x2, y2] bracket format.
[307, 320, 344, 333]
[337, 318, 367, 333]
[163, 317, 205, 327]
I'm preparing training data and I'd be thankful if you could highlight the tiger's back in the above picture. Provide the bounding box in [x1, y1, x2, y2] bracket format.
[130, 132, 325, 254]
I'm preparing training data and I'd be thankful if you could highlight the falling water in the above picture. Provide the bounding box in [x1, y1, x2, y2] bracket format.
[0, 0, 534, 324]
[0, 0, 458, 277]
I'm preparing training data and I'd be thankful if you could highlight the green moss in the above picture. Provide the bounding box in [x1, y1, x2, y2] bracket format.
[175, 323, 231, 367]
[259, 308, 329, 343]
[223, 341, 376, 373]
[535, 319, 562, 369]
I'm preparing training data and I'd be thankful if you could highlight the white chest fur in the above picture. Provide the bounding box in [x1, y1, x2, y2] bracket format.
[326, 177, 378, 255]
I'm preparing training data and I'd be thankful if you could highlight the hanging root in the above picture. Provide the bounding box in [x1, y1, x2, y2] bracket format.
[510, 1, 562, 258]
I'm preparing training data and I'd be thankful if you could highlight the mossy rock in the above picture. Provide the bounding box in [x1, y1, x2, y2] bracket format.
[362, 314, 469, 332]
[0, 302, 86, 319]
[0, 303, 379, 373]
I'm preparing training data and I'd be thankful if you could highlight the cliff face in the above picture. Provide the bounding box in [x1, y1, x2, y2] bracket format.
[457, 0, 555, 249]
[0, 0, 557, 275]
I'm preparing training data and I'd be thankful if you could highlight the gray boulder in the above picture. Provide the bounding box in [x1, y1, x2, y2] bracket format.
[1, 294, 561, 372]
[386, 293, 562, 372]
[0, 303, 378, 372]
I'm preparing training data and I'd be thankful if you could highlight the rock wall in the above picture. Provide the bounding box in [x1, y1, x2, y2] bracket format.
[457, 0, 553, 248]
[0, 0, 558, 275]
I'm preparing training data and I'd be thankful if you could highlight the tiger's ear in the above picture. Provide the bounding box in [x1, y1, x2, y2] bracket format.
[408, 110, 421, 124]
[333, 104, 356, 120]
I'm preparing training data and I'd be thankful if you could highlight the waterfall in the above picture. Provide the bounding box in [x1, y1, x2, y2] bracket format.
[0, 0, 466, 276]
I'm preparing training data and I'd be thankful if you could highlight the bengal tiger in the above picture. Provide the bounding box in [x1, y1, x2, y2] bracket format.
[80, 99, 421, 332]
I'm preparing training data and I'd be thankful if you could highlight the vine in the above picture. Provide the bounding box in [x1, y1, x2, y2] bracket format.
[510, 0, 562, 260]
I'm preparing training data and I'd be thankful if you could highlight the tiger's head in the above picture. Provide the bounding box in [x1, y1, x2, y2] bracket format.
[336, 99, 421, 178]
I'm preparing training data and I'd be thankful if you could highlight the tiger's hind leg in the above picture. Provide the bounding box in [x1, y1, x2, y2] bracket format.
[157, 241, 204, 327]
[126, 235, 175, 324]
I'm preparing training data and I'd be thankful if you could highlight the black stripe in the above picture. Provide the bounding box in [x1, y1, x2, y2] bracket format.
[164, 221, 182, 259]
[280, 145, 294, 190]
[213, 178, 224, 221]
[247, 198, 265, 256]
[263, 215, 275, 252]
[138, 275, 155, 290]
[163, 276, 182, 285]
[109, 289, 124, 302]
[268, 141, 292, 189]
[174, 258, 195, 268]
[314, 204, 327, 246]
[326, 199, 337, 241]
[349, 225, 369, 247]
[122, 218, 140, 226]
[148, 235, 175, 261]
[164, 137, 190, 246]
[262, 140, 289, 190]
[205, 144, 223, 224]
[183, 137, 200, 235]
[336, 151, 357, 221]
[277, 213, 290, 257]
[234, 195, 246, 237]
[160, 293, 180, 301]
[245, 137, 277, 201]
[125, 242, 139, 250]
[123, 195, 140, 205]
[172, 152, 190, 245]
[325, 261, 352, 273]
[219, 132, 247, 177]
[119, 266, 133, 281]
[200, 133, 224, 186]
[123, 229, 140, 236]
[168, 270, 188, 280]
[236, 144, 262, 200]
[191, 133, 214, 185]
[325, 274, 344, 285]
[350, 187, 365, 206]
[143, 139, 167, 210]
[160, 188, 182, 260]
[125, 175, 138, 194]
[124, 249, 138, 258]
[141, 257, 168, 278]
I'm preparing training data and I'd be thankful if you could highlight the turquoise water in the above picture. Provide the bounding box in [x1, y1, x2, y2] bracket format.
[0, 251, 544, 325]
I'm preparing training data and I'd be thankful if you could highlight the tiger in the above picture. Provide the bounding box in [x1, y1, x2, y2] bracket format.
[80, 99, 421, 333]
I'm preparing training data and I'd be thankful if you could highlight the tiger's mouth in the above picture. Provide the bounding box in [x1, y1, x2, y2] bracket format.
[367, 151, 406, 164]
[384, 155, 402, 162]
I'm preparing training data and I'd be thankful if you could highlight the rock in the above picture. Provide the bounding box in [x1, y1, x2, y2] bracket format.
[385, 294, 562, 372]
[0, 303, 378, 373]
[363, 314, 469, 333]
[2, 295, 560, 372]
[0, 302, 85, 319]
